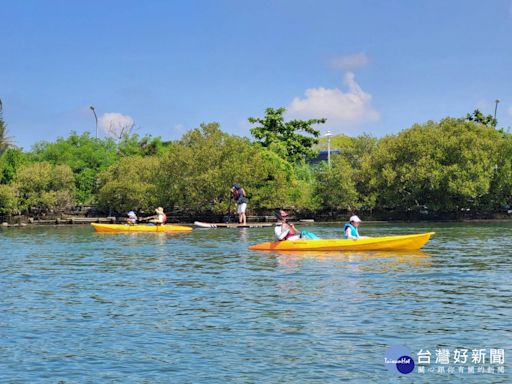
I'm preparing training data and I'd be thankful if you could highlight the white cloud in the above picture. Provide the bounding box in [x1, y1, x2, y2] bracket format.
[99, 112, 134, 138]
[330, 53, 369, 70]
[286, 72, 379, 127]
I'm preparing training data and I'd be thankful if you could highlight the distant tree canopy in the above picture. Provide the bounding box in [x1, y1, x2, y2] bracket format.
[465, 109, 497, 128]
[30, 132, 166, 204]
[367, 118, 506, 211]
[0, 111, 511, 217]
[249, 107, 326, 163]
[14, 162, 75, 214]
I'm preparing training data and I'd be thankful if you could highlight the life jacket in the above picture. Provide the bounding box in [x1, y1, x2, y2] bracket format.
[344, 223, 359, 238]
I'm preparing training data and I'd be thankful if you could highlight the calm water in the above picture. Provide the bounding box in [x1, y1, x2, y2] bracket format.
[1, 222, 511, 383]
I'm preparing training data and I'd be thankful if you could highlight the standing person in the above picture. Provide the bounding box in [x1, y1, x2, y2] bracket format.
[231, 184, 248, 225]
[344, 215, 362, 239]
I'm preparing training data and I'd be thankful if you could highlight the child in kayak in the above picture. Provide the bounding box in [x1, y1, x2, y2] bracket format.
[274, 209, 319, 240]
[126, 211, 138, 225]
[344, 215, 362, 239]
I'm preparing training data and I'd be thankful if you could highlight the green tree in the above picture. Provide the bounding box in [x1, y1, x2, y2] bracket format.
[0, 148, 31, 185]
[0, 184, 18, 215]
[0, 103, 14, 156]
[368, 118, 502, 212]
[31, 132, 168, 203]
[316, 133, 378, 210]
[287, 163, 321, 211]
[465, 109, 497, 128]
[96, 156, 160, 213]
[117, 134, 167, 157]
[249, 107, 326, 163]
[158, 122, 294, 214]
[481, 133, 512, 210]
[315, 155, 359, 212]
[14, 162, 75, 214]
[31, 132, 118, 203]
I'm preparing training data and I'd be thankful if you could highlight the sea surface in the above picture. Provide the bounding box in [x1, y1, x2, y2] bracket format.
[1, 222, 511, 383]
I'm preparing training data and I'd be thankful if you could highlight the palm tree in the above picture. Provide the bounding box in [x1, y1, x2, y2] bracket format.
[0, 99, 14, 155]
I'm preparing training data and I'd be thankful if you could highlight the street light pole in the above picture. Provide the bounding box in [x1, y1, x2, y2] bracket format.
[325, 130, 333, 167]
[494, 99, 500, 121]
[89, 105, 98, 139]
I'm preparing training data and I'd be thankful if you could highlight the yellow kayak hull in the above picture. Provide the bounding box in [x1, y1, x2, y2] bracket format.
[249, 232, 435, 251]
[91, 223, 192, 233]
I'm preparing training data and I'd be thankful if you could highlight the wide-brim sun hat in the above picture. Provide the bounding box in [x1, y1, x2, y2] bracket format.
[155, 207, 164, 214]
[127, 211, 136, 217]
[349, 215, 362, 223]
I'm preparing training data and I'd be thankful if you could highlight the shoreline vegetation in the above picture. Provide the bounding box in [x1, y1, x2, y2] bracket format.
[1, 108, 511, 222]
[2, 214, 512, 228]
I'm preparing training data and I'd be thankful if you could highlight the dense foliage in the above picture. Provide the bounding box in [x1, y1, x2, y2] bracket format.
[249, 107, 325, 163]
[0, 111, 511, 218]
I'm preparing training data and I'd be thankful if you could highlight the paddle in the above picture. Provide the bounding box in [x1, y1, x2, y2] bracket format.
[223, 197, 233, 223]
[138, 215, 157, 223]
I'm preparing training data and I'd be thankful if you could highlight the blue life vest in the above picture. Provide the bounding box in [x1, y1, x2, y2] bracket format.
[344, 223, 359, 238]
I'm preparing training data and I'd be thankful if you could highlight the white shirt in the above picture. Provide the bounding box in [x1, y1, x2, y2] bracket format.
[274, 223, 300, 241]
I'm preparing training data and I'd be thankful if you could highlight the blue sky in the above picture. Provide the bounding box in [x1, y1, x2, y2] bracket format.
[1, 0, 512, 149]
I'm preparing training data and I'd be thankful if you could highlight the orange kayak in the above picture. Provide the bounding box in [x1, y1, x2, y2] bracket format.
[91, 223, 192, 233]
[249, 232, 435, 251]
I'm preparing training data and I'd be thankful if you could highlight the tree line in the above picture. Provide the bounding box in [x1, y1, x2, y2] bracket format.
[0, 107, 511, 218]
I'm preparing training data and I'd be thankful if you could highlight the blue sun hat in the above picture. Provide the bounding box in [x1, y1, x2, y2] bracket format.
[232, 183, 241, 190]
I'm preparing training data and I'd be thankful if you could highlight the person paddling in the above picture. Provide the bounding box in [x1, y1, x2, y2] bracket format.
[274, 209, 300, 240]
[344, 215, 362, 240]
[274, 209, 320, 241]
[145, 207, 167, 225]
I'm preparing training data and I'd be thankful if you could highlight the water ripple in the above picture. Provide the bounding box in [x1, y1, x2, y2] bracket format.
[0, 223, 511, 383]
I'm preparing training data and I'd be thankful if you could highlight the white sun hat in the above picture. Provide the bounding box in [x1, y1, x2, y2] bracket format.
[349, 215, 362, 223]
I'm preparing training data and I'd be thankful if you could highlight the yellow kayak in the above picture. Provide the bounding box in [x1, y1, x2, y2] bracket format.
[249, 232, 435, 251]
[91, 223, 193, 233]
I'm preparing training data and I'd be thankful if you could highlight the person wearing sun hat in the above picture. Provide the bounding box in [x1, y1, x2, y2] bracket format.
[152, 207, 167, 225]
[344, 215, 362, 239]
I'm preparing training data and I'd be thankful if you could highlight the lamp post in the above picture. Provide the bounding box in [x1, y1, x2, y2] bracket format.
[89, 105, 98, 139]
[325, 130, 333, 167]
[494, 99, 500, 121]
